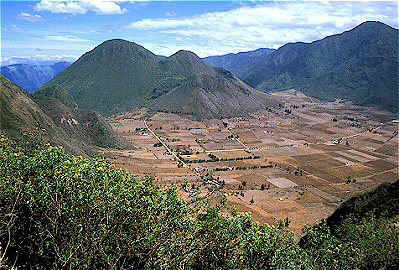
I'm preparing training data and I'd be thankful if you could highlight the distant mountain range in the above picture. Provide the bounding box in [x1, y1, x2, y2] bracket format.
[40, 39, 277, 118]
[202, 48, 275, 78]
[7, 21, 397, 117]
[1, 62, 71, 93]
[240, 21, 398, 113]
[0, 74, 131, 156]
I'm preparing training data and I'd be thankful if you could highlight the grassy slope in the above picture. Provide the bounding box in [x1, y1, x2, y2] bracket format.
[0, 74, 67, 141]
[33, 84, 77, 108]
[41, 40, 277, 118]
[33, 96, 132, 153]
[150, 70, 276, 119]
[1, 74, 131, 156]
[326, 179, 399, 232]
[43, 39, 163, 115]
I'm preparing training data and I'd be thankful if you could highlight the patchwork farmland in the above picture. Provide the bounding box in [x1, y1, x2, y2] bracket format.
[105, 90, 398, 238]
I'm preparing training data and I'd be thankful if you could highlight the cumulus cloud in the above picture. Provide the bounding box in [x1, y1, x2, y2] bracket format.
[34, 0, 128, 15]
[1, 55, 79, 66]
[127, 1, 398, 54]
[17, 12, 45, 22]
[143, 42, 229, 59]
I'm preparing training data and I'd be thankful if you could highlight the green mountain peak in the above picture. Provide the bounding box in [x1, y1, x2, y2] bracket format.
[40, 40, 276, 118]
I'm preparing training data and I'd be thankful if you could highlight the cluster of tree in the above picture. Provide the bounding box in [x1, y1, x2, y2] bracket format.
[238, 181, 247, 190]
[343, 116, 358, 122]
[260, 184, 271, 190]
[346, 176, 357, 184]
[178, 149, 193, 155]
[0, 134, 398, 269]
[295, 168, 304, 176]
[208, 153, 218, 161]
[213, 165, 272, 172]
[214, 167, 230, 172]
[154, 109, 194, 116]
[182, 155, 260, 164]
[165, 138, 180, 142]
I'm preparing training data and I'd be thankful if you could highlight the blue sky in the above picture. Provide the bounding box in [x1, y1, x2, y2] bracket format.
[1, 0, 398, 65]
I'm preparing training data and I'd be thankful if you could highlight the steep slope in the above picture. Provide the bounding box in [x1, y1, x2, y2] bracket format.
[203, 48, 275, 78]
[34, 84, 77, 108]
[242, 43, 309, 90]
[0, 74, 66, 141]
[41, 40, 277, 118]
[243, 21, 398, 112]
[1, 62, 70, 92]
[165, 50, 217, 76]
[0, 74, 131, 156]
[149, 67, 274, 118]
[326, 179, 399, 232]
[33, 96, 131, 151]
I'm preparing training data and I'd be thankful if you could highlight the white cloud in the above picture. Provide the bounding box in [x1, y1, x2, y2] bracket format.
[166, 10, 177, 17]
[127, 1, 398, 55]
[34, 0, 127, 15]
[1, 55, 79, 66]
[46, 34, 90, 42]
[17, 12, 45, 22]
[140, 42, 225, 59]
[9, 25, 22, 31]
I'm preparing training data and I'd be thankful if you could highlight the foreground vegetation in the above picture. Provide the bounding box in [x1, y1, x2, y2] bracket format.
[0, 134, 398, 269]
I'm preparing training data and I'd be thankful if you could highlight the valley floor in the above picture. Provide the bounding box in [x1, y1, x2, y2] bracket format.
[103, 90, 398, 238]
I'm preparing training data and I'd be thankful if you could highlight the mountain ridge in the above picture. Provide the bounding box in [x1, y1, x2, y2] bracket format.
[41, 39, 277, 118]
[1, 62, 71, 93]
[203, 48, 276, 78]
[242, 21, 398, 112]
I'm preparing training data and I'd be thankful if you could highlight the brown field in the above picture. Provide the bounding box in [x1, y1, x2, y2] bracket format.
[105, 90, 398, 238]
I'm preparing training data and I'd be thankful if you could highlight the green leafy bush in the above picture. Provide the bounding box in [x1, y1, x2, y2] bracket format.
[301, 215, 399, 269]
[0, 136, 308, 269]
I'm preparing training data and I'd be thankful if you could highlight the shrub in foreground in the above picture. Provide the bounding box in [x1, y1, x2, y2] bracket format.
[0, 136, 308, 269]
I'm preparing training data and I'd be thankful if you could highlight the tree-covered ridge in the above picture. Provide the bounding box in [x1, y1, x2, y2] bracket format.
[0, 135, 398, 269]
